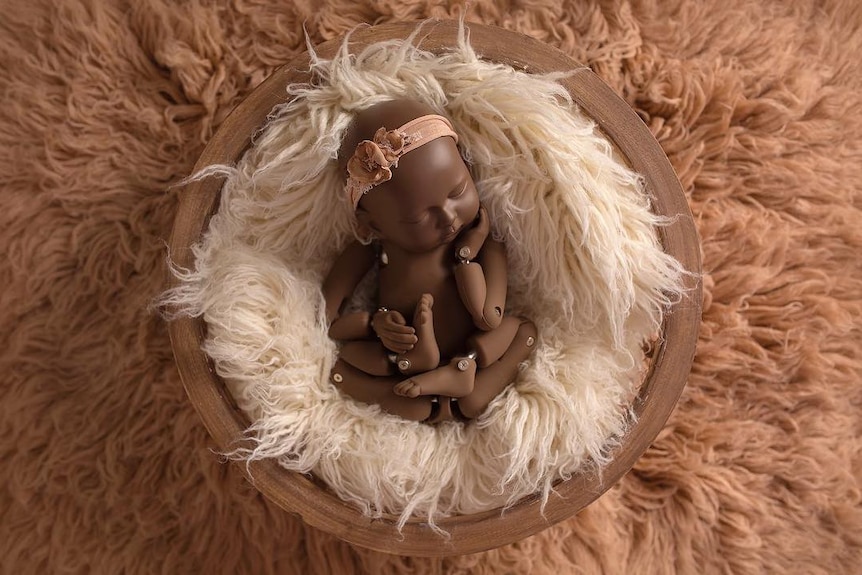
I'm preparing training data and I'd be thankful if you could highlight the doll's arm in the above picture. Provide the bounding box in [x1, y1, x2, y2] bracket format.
[322, 240, 376, 339]
[454, 238, 508, 331]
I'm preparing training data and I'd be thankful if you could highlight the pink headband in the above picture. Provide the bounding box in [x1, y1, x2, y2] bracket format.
[345, 114, 459, 209]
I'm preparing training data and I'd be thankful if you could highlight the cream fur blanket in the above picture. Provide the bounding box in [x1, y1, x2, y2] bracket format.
[163, 25, 686, 529]
[4, 0, 861, 573]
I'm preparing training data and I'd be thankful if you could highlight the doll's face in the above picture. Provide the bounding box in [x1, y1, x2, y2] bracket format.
[357, 137, 480, 253]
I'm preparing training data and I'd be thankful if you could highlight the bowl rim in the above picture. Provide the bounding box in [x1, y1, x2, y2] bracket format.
[167, 19, 702, 557]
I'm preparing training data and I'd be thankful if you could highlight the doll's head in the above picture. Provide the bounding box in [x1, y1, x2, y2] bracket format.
[339, 100, 480, 253]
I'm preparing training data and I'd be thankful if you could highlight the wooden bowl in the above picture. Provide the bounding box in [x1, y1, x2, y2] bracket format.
[168, 20, 702, 556]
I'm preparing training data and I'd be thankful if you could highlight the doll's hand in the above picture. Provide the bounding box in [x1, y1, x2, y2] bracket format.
[455, 205, 490, 263]
[372, 308, 417, 354]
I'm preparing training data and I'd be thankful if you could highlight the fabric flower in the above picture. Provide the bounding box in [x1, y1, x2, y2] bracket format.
[373, 127, 407, 163]
[347, 140, 393, 187]
[345, 128, 414, 205]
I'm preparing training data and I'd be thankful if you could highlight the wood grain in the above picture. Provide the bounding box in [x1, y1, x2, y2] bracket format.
[168, 20, 702, 556]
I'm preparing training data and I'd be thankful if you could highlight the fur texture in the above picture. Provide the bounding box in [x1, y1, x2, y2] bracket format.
[161, 24, 686, 529]
[1, 0, 861, 573]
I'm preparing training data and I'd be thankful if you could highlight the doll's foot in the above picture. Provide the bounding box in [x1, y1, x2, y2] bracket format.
[393, 356, 476, 398]
[395, 294, 440, 374]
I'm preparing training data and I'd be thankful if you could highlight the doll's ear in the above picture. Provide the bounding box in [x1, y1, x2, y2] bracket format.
[355, 207, 379, 241]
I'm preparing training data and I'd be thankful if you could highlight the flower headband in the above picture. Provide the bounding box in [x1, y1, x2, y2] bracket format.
[345, 114, 459, 209]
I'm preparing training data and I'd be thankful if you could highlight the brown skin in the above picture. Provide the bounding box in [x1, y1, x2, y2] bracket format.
[324, 99, 537, 423]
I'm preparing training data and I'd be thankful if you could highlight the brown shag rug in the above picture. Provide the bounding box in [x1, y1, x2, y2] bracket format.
[2, 1, 860, 573]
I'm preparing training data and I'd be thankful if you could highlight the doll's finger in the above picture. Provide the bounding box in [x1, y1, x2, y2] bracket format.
[384, 331, 418, 345]
[382, 338, 414, 353]
[476, 205, 488, 227]
[382, 321, 415, 336]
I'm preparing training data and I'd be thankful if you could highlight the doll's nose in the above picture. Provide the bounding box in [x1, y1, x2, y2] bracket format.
[439, 201, 457, 227]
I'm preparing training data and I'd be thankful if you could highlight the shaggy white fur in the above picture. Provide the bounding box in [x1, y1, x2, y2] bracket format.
[164, 23, 687, 530]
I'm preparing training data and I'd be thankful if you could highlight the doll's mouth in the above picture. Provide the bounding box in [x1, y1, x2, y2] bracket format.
[442, 226, 461, 242]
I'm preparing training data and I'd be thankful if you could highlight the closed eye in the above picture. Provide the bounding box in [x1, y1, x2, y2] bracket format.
[449, 181, 468, 199]
[402, 211, 430, 225]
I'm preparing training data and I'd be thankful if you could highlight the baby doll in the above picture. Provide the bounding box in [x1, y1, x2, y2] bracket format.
[324, 99, 537, 423]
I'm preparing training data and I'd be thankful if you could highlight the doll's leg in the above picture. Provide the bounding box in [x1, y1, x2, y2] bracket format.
[455, 320, 537, 420]
[339, 341, 395, 376]
[467, 315, 521, 368]
[330, 359, 434, 421]
[395, 293, 440, 375]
